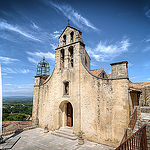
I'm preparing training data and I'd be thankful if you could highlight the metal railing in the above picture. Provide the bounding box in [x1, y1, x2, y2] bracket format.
[129, 108, 137, 130]
[116, 124, 147, 150]
[121, 108, 137, 143]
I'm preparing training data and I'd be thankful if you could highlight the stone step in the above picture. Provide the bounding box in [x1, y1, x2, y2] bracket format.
[133, 121, 139, 133]
[55, 130, 75, 137]
[59, 127, 73, 134]
[51, 127, 77, 140]
[51, 131, 77, 140]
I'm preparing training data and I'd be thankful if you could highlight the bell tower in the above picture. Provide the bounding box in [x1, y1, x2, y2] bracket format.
[55, 24, 89, 71]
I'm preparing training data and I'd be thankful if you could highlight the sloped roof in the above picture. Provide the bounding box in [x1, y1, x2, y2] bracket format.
[91, 68, 104, 76]
[129, 82, 150, 92]
[107, 74, 112, 78]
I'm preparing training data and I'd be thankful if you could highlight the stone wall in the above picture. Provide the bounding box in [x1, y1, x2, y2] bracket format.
[80, 59, 129, 147]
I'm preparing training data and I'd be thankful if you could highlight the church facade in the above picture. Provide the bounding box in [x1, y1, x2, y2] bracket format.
[32, 24, 141, 147]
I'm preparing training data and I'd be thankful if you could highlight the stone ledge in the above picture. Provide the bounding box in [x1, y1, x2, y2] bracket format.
[2, 125, 38, 136]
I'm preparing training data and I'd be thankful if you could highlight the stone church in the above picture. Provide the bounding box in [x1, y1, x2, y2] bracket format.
[32, 24, 150, 147]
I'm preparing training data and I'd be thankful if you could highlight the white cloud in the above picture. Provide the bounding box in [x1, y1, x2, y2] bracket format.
[27, 57, 37, 64]
[50, 43, 57, 50]
[2, 67, 30, 74]
[143, 46, 150, 52]
[50, 31, 61, 39]
[0, 56, 19, 64]
[54, 31, 60, 34]
[145, 38, 150, 42]
[3, 76, 13, 79]
[130, 76, 136, 79]
[2, 68, 17, 74]
[17, 84, 34, 89]
[31, 22, 39, 30]
[27, 51, 55, 61]
[20, 69, 30, 74]
[86, 38, 131, 62]
[147, 78, 150, 81]
[4, 83, 12, 86]
[145, 9, 150, 18]
[48, 1, 98, 31]
[0, 19, 41, 42]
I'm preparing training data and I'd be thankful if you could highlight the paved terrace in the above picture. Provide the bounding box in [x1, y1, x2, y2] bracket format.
[1, 128, 115, 150]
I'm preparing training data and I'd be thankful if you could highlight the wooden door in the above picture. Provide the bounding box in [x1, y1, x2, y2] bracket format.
[67, 102, 73, 127]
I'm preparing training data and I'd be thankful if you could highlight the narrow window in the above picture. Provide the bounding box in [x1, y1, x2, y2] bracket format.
[64, 81, 69, 96]
[63, 35, 66, 45]
[60, 49, 65, 68]
[69, 47, 73, 67]
[70, 32, 74, 43]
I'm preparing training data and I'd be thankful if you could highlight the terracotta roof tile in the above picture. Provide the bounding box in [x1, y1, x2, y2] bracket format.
[107, 74, 111, 78]
[91, 68, 104, 76]
[129, 82, 150, 91]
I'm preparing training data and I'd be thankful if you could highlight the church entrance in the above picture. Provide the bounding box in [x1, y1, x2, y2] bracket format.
[59, 101, 73, 128]
[67, 102, 73, 127]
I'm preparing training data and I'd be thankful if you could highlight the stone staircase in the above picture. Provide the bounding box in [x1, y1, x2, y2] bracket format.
[51, 126, 78, 140]
[133, 106, 150, 133]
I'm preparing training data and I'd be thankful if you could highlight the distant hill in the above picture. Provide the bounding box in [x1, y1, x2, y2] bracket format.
[3, 96, 33, 103]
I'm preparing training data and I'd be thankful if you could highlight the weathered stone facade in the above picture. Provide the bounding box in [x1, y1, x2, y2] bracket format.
[32, 24, 138, 147]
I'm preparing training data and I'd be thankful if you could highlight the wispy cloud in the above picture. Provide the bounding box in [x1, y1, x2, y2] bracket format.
[143, 46, 150, 52]
[20, 69, 30, 74]
[27, 51, 55, 65]
[27, 57, 37, 64]
[4, 83, 13, 86]
[17, 84, 34, 89]
[0, 19, 41, 41]
[87, 37, 131, 62]
[50, 30, 61, 39]
[2, 68, 17, 74]
[2, 67, 30, 74]
[46, 1, 98, 31]
[27, 51, 55, 60]
[0, 56, 19, 64]
[31, 21, 39, 30]
[145, 9, 150, 18]
[3, 76, 13, 79]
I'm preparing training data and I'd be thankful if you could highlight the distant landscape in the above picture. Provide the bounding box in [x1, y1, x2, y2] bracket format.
[3, 97, 33, 121]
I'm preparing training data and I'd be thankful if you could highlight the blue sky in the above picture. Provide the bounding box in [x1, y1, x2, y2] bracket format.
[0, 0, 150, 97]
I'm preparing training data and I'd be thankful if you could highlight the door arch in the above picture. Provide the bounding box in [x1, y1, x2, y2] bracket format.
[59, 101, 73, 127]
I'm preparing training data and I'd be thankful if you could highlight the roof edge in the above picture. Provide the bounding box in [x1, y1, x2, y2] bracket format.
[58, 24, 82, 39]
[110, 61, 128, 66]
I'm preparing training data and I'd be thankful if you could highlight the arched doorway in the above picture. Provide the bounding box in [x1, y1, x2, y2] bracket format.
[67, 102, 73, 127]
[59, 101, 73, 128]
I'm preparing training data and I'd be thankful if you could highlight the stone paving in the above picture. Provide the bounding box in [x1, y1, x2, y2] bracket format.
[1, 128, 115, 150]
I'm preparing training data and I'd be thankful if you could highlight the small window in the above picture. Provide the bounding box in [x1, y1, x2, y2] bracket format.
[60, 49, 65, 68]
[64, 81, 69, 96]
[63, 35, 66, 45]
[70, 32, 74, 43]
